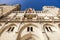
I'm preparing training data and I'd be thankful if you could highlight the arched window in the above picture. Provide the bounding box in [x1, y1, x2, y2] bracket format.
[45, 27, 52, 32]
[27, 27, 29, 31]
[45, 27, 49, 31]
[7, 27, 15, 32]
[31, 27, 33, 31]
[27, 27, 33, 32]
[44, 24, 54, 32]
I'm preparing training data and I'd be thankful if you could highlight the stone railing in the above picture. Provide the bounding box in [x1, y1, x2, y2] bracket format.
[0, 17, 60, 22]
[0, 15, 60, 22]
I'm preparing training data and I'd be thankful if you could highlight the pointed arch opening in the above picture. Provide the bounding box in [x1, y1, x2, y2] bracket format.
[0, 24, 17, 35]
[17, 24, 38, 40]
[43, 24, 54, 32]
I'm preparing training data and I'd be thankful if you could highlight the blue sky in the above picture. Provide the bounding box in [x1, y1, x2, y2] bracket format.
[0, 0, 60, 10]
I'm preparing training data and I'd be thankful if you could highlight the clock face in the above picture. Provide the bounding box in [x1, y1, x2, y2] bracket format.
[0, 0, 60, 10]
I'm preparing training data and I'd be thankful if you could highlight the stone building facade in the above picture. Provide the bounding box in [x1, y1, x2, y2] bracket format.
[0, 4, 60, 40]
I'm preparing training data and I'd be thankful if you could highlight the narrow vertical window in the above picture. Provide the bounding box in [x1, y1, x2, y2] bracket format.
[49, 27, 52, 31]
[45, 27, 53, 32]
[45, 27, 49, 31]
[31, 27, 33, 31]
[7, 27, 11, 32]
[11, 27, 14, 31]
[7, 27, 15, 32]
[27, 27, 29, 32]
[27, 27, 33, 32]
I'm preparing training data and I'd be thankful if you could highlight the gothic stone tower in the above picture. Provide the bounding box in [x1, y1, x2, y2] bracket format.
[0, 4, 60, 40]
